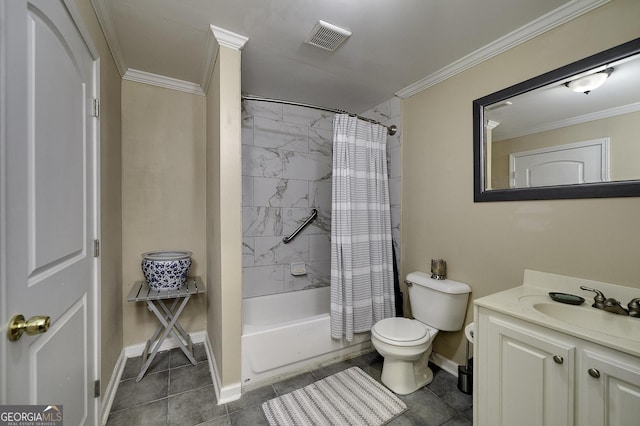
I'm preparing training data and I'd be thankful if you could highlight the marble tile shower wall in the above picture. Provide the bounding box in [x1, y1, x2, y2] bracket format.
[241, 98, 401, 299]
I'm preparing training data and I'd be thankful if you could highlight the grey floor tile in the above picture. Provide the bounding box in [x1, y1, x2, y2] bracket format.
[367, 367, 383, 383]
[441, 390, 473, 413]
[386, 413, 415, 425]
[106, 398, 168, 426]
[442, 413, 473, 426]
[461, 406, 473, 421]
[426, 370, 473, 412]
[168, 384, 227, 426]
[398, 387, 459, 426]
[109, 348, 473, 426]
[169, 361, 213, 395]
[348, 351, 381, 369]
[272, 372, 316, 395]
[426, 367, 457, 396]
[121, 349, 171, 380]
[345, 351, 384, 382]
[229, 403, 270, 426]
[170, 343, 208, 368]
[310, 360, 352, 380]
[226, 385, 276, 414]
[110, 370, 169, 412]
[357, 361, 383, 383]
[197, 415, 232, 426]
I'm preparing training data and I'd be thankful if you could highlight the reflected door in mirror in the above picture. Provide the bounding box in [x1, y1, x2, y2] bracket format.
[509, 138, 609, 188]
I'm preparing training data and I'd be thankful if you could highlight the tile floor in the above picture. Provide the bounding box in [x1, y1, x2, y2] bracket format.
[106, 344, 472, 426]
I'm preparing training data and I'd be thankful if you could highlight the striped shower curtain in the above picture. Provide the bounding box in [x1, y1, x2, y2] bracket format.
[330, 114, 395, 342]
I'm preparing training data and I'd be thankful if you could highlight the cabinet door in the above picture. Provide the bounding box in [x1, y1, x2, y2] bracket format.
[482, 314, 575, 426]
[581, 348, 640, 426]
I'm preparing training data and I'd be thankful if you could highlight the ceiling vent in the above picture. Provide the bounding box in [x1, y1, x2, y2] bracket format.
[305, 20, 351, 52]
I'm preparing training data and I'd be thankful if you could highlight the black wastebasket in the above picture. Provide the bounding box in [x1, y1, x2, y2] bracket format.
[457, 357, 473, 394]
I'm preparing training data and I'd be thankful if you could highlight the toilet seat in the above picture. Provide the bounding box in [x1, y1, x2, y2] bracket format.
[371, 318, 432, 347]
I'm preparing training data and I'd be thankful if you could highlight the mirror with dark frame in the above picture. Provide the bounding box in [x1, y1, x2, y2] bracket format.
[473, 37, 640, 202]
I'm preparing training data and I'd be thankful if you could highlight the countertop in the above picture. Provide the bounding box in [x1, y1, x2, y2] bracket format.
[474, 270, 640, 357]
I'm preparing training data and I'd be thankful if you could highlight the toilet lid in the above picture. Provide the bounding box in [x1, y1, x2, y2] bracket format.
[371, 318, 431, 346]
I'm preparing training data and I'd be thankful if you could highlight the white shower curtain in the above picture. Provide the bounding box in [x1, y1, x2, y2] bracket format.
[330, 114, 395, 342]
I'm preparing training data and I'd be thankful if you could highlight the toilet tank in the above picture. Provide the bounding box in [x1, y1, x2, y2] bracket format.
[406, 271, 471, 331]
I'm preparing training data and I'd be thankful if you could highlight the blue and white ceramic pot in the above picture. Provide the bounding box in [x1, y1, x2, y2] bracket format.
[141, 250, 192, 290]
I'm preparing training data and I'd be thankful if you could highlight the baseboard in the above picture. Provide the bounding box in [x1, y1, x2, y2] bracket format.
[101, 348, 126, 425]
[102, 330, 209, 425]
[123, 330, 207, 358]
[203, 335, 242, 404]
[429, 351, 461, 377]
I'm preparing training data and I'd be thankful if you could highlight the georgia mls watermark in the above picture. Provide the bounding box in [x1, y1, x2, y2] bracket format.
[0, 405, 63, 426]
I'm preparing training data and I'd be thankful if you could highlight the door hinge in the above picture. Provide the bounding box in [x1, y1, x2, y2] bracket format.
[91, 98, 100, 117]
[93, 239, 100, 257]
[94, 380, 101, 398]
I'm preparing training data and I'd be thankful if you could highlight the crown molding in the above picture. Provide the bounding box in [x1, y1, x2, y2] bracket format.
[486, 120, 500, 131]
[495, 101, 640, 141]
[123, 69, 205, 96]
[91, 0, 248, 95]
[200, 29, 218, 94]
[201, 26, 249, 93]
[202, 26, 249, 93]
[90, 0, 127, 76]
[396, 0, 612, 99]
[210, 25, 249, 50]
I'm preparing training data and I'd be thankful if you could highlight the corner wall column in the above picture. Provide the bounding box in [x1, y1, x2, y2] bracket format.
[205, 25, 248, 403]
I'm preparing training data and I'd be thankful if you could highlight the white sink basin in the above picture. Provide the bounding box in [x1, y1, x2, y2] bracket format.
[533, 302, 640, 341]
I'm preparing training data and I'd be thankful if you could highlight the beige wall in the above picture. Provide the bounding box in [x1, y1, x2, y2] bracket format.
[206, 46, 243, 388]
[74, 0, 123, 396]
[492, 110, 640, 187]
[402, 0, 640, 365]
[121, 80, 207, 346]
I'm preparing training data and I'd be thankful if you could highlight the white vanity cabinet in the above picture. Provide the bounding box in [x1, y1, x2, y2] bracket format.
[476, 308, 576, 426]
[476, 307, 640, 426]
[579, 346, 640, 426]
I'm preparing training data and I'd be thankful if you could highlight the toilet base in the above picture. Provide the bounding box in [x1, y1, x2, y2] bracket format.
[380, 349, 433, 395]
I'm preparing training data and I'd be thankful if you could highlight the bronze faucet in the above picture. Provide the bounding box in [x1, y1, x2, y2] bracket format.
[580, 286, 630, 316]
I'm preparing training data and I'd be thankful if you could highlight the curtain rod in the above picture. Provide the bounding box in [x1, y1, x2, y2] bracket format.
[241, 94, 397, 136]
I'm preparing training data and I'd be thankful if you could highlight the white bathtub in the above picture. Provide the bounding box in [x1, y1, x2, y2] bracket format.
[241, 286, 371, 389]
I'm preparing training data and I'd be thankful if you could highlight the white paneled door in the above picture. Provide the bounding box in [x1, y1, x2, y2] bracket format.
[1, 0, 99, 424]
[510, 138, 609, 188]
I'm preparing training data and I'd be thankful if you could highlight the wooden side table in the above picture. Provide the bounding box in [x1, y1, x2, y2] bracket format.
[127, 276, 205, 382]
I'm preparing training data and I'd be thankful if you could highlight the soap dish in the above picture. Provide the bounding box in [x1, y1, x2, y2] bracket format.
[549, 292, 585, 305]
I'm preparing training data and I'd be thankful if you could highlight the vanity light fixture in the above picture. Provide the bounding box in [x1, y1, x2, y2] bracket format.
[565, 67, 614, 94]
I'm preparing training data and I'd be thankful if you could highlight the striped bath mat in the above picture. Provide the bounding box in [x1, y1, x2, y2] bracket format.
[262, 366, 407, 426]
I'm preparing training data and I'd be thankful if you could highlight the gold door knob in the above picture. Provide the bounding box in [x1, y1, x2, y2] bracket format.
[7, 314, 50, 341]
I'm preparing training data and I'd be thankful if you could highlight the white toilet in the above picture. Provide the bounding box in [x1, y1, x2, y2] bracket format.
[371, 271, 471, 395]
